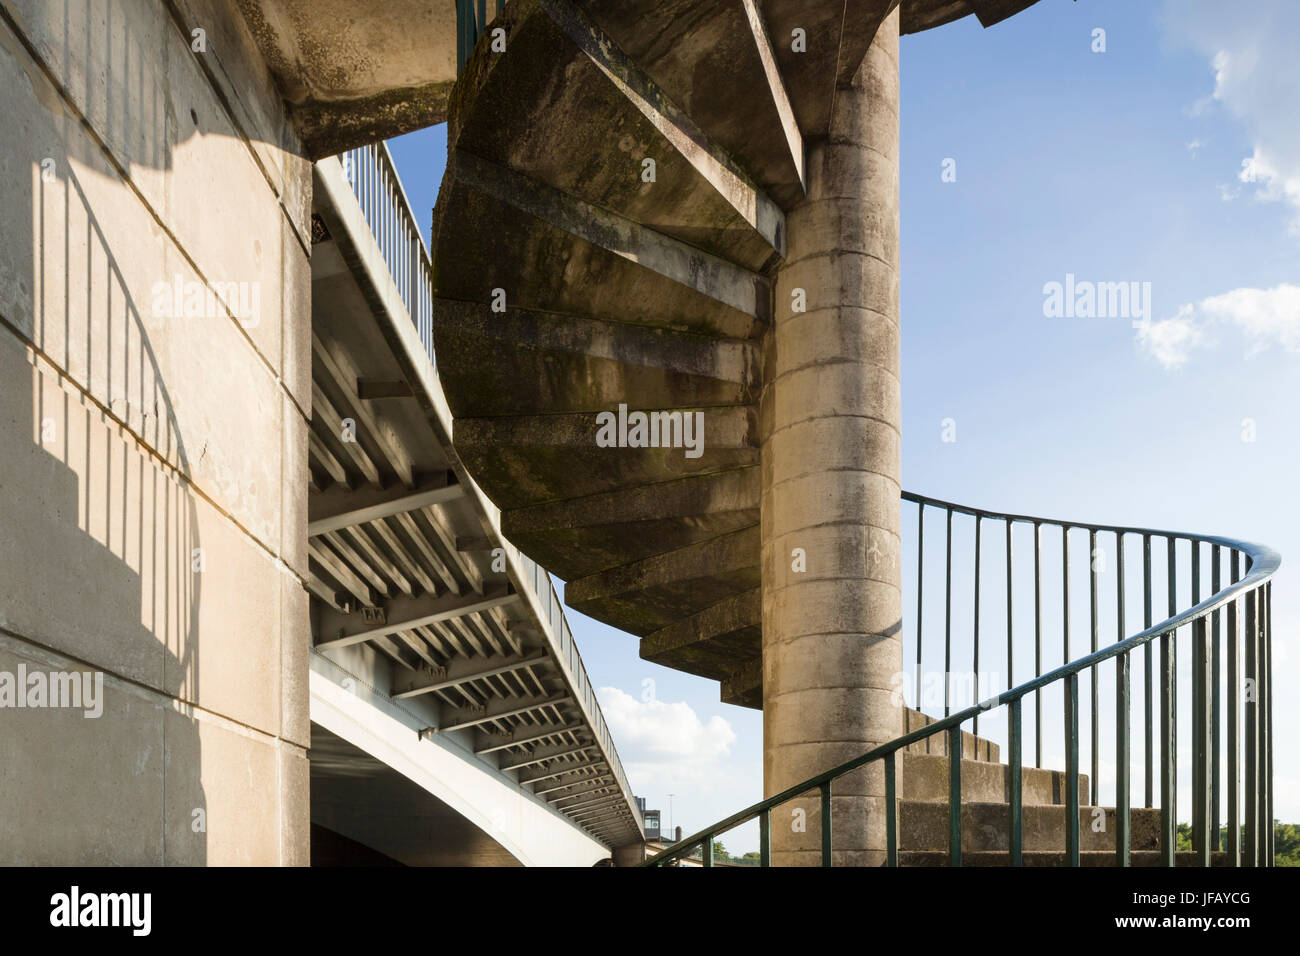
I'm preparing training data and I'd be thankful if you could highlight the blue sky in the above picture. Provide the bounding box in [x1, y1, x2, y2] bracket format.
[387, 0, 1299, 852]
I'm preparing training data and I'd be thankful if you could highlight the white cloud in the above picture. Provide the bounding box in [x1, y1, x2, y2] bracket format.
[1163, 1, 1300, 230]
[1136, 284, 1300, 369]
[1135, 304, 1207, 370]
[597, 686, 737, 791]
[1199, 284, 1300, 355]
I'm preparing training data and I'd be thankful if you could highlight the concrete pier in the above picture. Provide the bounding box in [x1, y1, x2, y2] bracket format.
[761, 9, 902, 866]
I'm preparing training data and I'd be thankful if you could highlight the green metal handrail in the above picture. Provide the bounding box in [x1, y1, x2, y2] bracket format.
[643, 494, 1278, 867]
[455, 0, 504, 71]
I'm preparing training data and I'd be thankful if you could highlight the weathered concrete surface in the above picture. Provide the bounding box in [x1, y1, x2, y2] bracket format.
[901, 803, 1163, 853]
[901, 753, 1085, 806]
[0, 0, 309, 864]
[235, 0, 458, 157]
[761, 8, 901, 867]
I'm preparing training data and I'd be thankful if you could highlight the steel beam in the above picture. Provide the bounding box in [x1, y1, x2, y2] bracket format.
[475, 722, 585, 755]
[437, 692, 569, 734]
[308, 473, 462, 536]
[391, 651, 548, 699]
[316, 587, 518, 649]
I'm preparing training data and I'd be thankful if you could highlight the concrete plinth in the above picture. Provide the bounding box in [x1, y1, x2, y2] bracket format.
[760, 9, 901, 867]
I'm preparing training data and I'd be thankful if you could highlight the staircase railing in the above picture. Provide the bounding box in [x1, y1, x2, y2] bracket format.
[338, 141, 436, 361]
[643, 492, 1278, 866]
[455, 0, 504, 71]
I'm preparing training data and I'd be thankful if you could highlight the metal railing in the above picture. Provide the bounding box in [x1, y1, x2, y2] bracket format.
[645, 492, 1278, 866]
[339, 142, 435, 362]
[456, 0, 504, 71]
[511, 545, 637, 819]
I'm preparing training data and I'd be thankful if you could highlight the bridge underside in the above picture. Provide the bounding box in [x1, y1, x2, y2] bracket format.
[310, 725, 524, 866]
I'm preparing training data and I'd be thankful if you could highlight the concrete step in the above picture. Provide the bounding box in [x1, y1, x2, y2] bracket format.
[900, 801, 1162, 853]
[899, 850, 1234, 867]
[449, 0, 785, 271]
[901, 708, 1000, 763]
[901, 753, 1085, 806]
[434, 301, 758, 418]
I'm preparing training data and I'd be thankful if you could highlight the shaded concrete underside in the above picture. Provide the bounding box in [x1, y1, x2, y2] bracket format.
[306, 156, 642, 850]
[238, 0, 1038, 156]
[429, 0, 1044, 712]
[310, 725, 524, 866]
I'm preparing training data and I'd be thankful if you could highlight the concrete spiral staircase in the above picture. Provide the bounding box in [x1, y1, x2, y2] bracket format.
[431, 0, 1041, 710]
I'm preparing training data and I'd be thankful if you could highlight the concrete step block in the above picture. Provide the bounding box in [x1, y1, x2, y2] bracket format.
[900, 801, 1163, 853]
[901, 752, 1088, 806]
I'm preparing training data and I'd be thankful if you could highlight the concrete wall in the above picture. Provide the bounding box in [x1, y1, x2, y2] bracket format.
[0, 0, 310, 864]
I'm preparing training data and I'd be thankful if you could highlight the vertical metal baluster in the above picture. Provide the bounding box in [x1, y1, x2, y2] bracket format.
[885, 754, 898, 867]
[702, 837, 713, 867]
[1168, 536, 1178, 831]
[1194, 615, 1211, 866]
[973, 516, 981, 736]
[1062, 525, 1071, 680]
[1228, 551, 1241, 866]
[477, 0, 486, 43]
[916, 503, 924, 712]
[1212, 546, 1222, 852]
[1244, 587, 1258, 866]
[1266, 581, 1274, 865]
[1116, 532, 1129, 866]
[1160, 624, 1176, 867]
[759, 809, 771, 867]
[949, 726, 962, 867]
[1143, 533, 1153, 809]
[1192, 542, 1207, 859]
[945, 508, 953, 718]
[1006, 518, 1014, 702]
[457, 0, 465, 78]
[1117, 649, 1131, 867]
[1088, 529, 1099, 806]
[1262, 583, 1272, 866]
[1009, 698, 1023, 866]
[1065, 673, 1080, 867]
[1034, 521, 1043, 769]
[820, 781, 832, 867]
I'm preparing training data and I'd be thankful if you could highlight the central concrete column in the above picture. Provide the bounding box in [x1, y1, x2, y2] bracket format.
[761, 10, 901, 867]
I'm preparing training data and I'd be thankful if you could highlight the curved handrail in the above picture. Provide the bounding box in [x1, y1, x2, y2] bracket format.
[644, 492, 1278, 867]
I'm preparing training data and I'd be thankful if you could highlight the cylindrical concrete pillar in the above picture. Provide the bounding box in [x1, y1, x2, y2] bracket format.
[761, 9, 901, 867]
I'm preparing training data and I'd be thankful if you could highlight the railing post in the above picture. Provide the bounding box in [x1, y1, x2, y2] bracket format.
[1034, 521, 1043, 769]
[702, 839, 713, 867]
[916, 503, 924, 711]
[885, 754, 898, 867]
[1167, 536, 1178, 832]
[1065, 673, 1080, 866]
[948, 726, 962, 867]
[1244, 587, 1258, 865]
[1160, 627, 1176, 867]
[945, 508, 953, 717]
[759, 810, 771, 867]
[1227, 552, 1241, 865]
[1193, 614, 1211, 865]
[1009, 698, 1023, 867]
[1266, 581, 1274, 866]
[1212, 546, 1222, 852]
[820, 782, 832, 867]
[1143, 533, 1153, 809]
[973, 515, 981, 736]
[1116, 649, 1131, 866]
[1089, 528, 1099, 806]
[1005, 518, 1013, 705]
